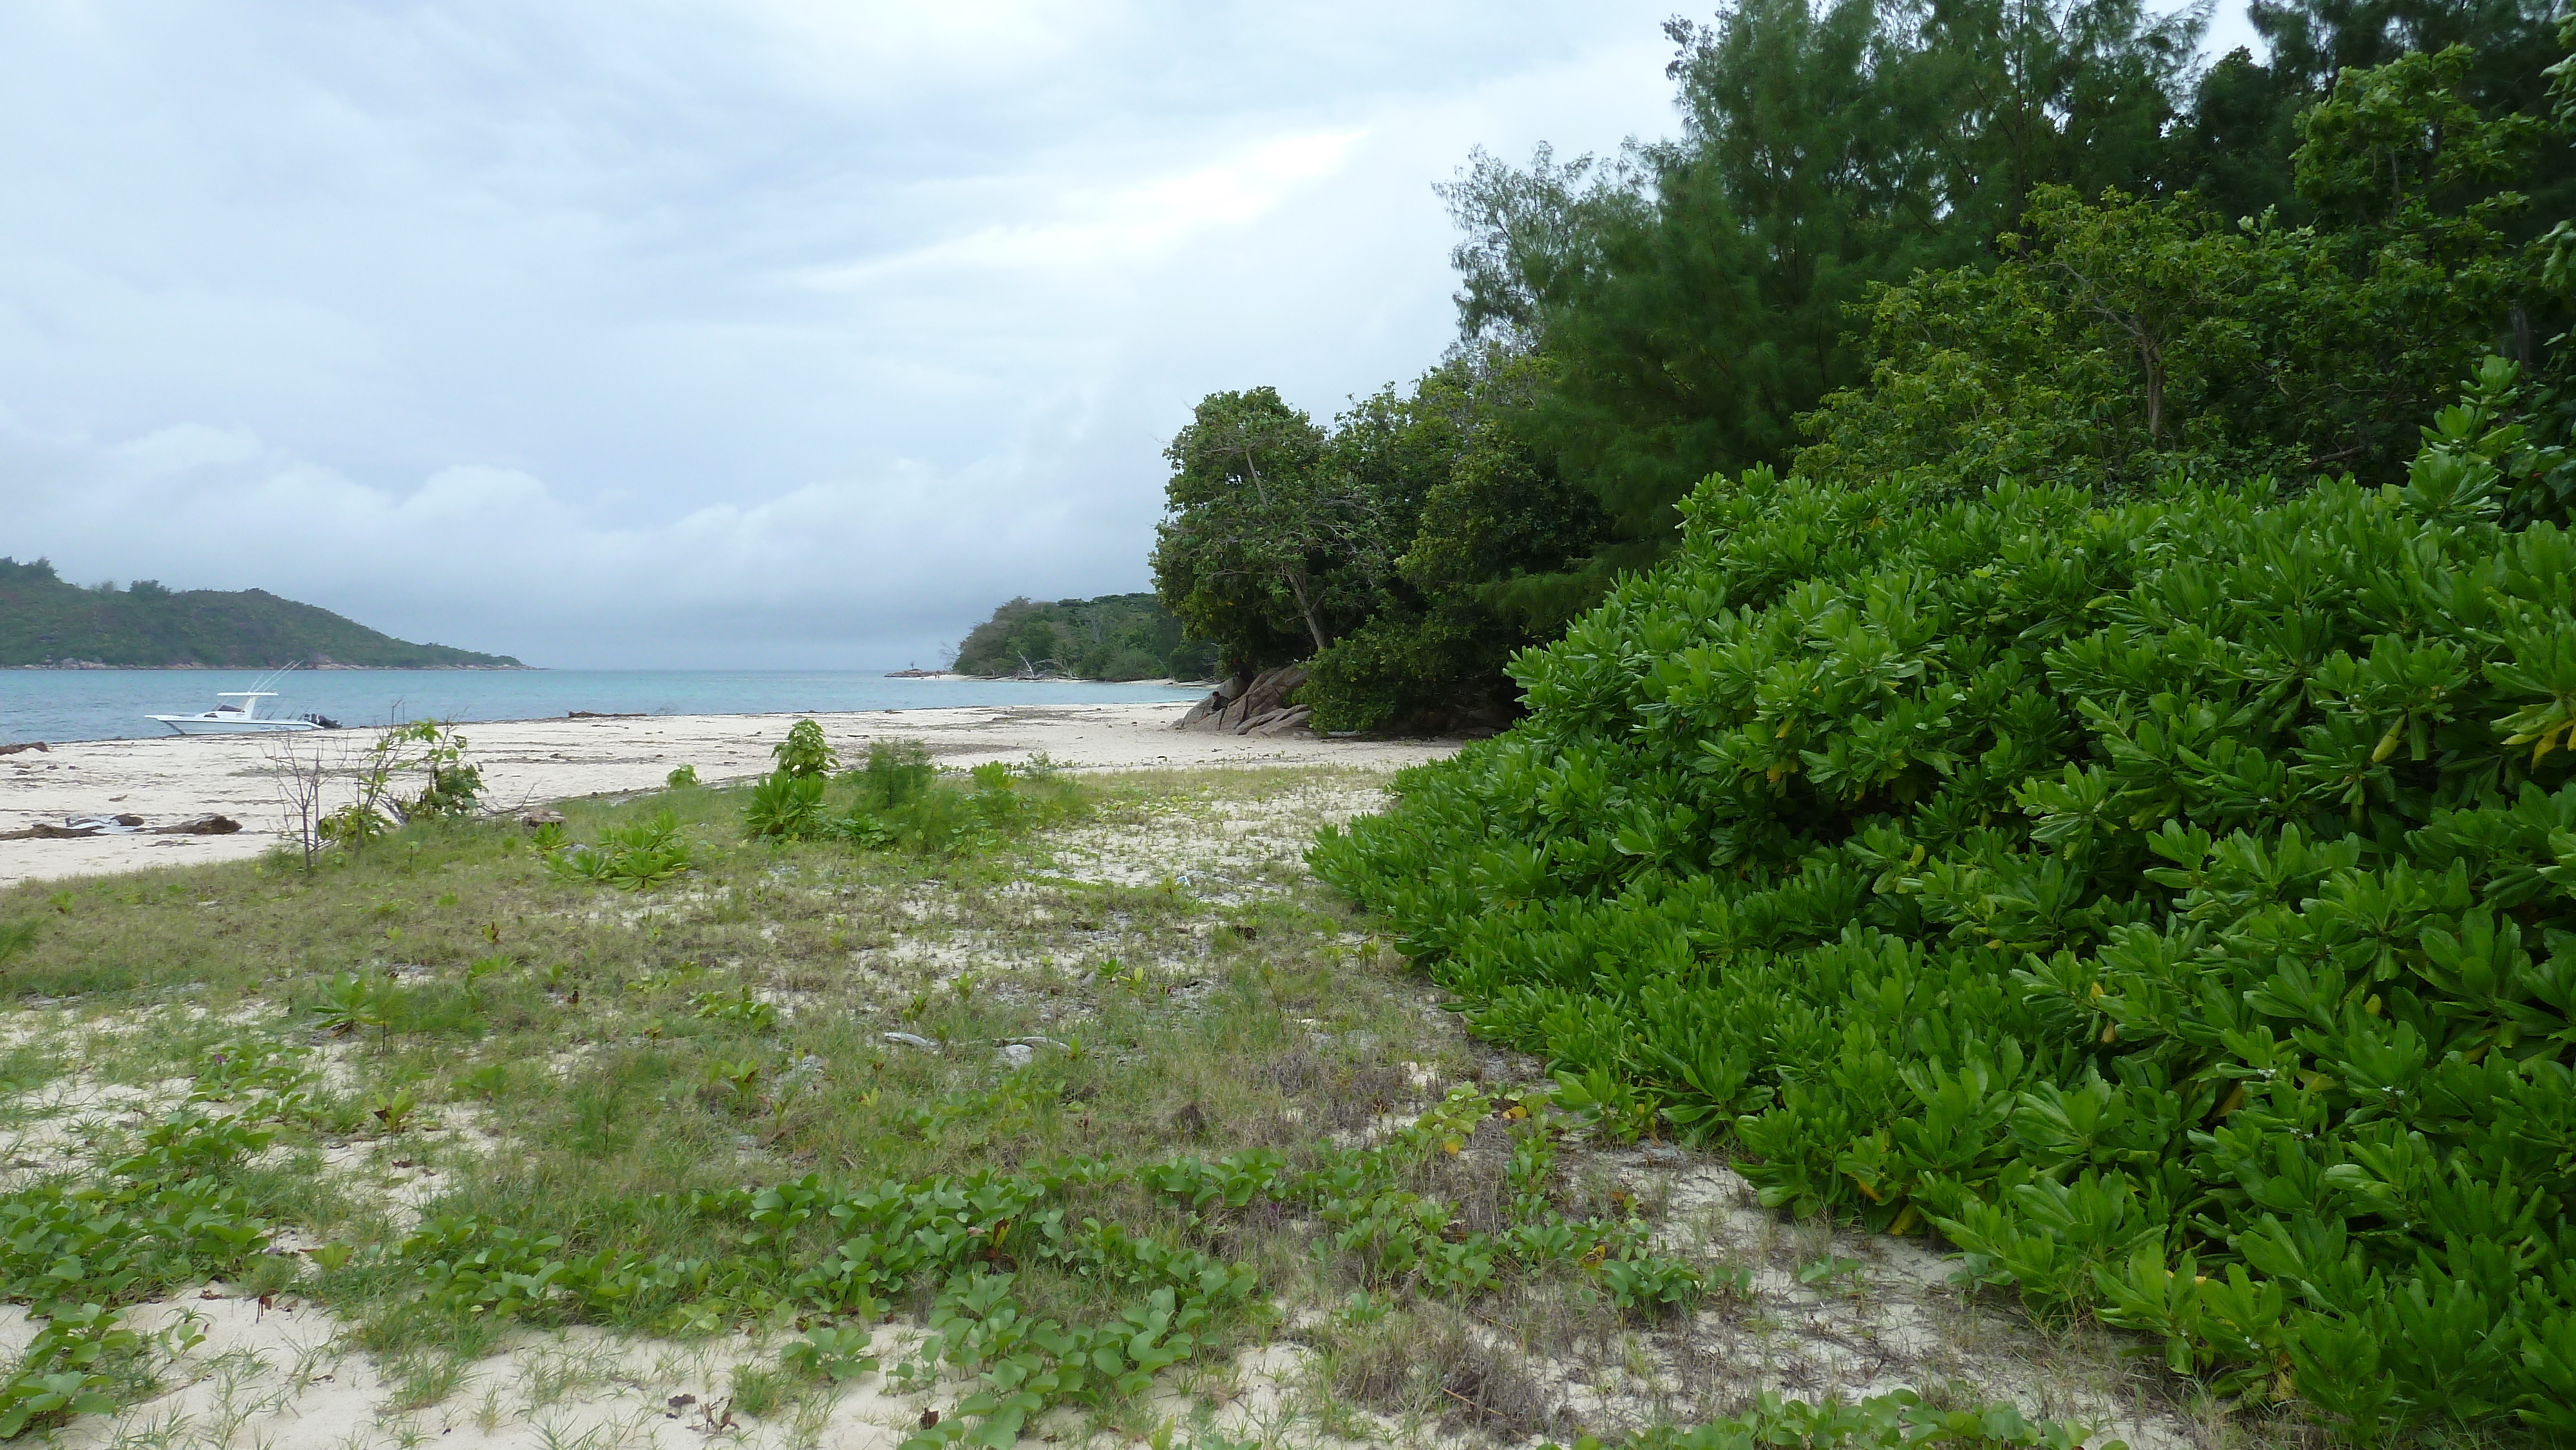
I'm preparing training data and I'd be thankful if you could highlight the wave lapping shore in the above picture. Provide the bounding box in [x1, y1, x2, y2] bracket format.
[14, 660, 529, 670]
[0, 669, 1213, 745]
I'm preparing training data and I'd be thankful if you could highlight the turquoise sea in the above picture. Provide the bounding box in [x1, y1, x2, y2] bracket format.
[0, 670, 1211, 745]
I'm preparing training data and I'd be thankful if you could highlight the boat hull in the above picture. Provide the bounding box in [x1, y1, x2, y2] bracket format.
[149, 715, 319, 735]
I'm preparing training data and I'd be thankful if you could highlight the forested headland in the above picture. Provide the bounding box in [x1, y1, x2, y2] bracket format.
[0, 556, 522, 668]
[1172, 0, 2576, 1439]
[949, 592, 1218, 680]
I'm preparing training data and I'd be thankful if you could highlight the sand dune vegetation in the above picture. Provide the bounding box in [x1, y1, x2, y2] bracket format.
[0, 726, 2232, 1449]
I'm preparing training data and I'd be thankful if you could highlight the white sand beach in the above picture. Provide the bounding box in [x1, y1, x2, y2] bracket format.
[0, 704, 1461, 889]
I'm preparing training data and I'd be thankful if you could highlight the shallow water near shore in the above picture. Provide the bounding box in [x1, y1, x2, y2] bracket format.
[0, 669, 1209, 744]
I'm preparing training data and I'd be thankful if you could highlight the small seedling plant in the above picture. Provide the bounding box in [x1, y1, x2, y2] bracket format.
[540, 811, 696, 889]
[781, 1324, 877, 1383]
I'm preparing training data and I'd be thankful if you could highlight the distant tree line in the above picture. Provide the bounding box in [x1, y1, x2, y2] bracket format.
[949, 592, 1220, 681]
[1151, 0, 2576, 731]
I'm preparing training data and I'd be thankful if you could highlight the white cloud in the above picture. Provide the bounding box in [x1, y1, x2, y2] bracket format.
[804, 128, 1372, 291]
[0, 1, 2250, 667]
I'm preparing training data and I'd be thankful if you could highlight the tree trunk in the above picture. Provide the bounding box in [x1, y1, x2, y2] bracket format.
[2141, 339, 2164, 448]
[1283, 569, 1330, 653]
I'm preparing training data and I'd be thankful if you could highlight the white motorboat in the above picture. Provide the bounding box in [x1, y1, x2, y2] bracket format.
[147, 690, 321, 735]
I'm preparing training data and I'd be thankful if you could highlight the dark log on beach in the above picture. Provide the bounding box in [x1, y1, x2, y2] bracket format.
[146, 814, 241, 835]
[0, 812, 240, 840]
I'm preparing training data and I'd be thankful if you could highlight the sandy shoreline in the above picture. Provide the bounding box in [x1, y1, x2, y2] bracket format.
[0, 703, 1459, 889]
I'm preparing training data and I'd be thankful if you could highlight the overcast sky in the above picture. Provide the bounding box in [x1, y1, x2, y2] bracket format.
[0, 1, 2257, 669]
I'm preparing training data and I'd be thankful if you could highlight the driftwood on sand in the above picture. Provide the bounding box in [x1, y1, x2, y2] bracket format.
[0, 813, 242, 841]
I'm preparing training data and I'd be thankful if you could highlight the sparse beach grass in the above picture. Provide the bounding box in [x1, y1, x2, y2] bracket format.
[0, 761, 2253, 1449]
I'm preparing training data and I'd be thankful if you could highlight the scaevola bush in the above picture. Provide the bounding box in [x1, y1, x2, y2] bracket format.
[1312, 360, 2576, 1440]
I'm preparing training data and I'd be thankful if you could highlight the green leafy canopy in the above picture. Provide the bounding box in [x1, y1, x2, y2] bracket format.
[950, 592, 1213, 683]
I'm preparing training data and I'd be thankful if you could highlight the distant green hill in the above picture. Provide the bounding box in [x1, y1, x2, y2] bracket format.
[0, 557, 522, 668]
[952, 592, 1216, 681]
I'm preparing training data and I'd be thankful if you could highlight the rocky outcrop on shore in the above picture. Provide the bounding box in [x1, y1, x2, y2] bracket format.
[1173, 664, 1312, 737]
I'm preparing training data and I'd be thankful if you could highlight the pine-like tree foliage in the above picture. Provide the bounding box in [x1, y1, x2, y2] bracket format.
[1795, 141, 2542, 498]
[1442, 0, 2204, 586]
[1311, 370, 2576, 1436]
[2172, 0, 2575, 227]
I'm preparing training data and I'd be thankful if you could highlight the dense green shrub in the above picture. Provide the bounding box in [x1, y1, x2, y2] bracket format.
[1161, 32, 2569, 735]
[836, 758, 1084, 856]
[1312, 363, 2576, 1439]
[729, 727, 1083, 858]
[1301, 612, 1488, 734]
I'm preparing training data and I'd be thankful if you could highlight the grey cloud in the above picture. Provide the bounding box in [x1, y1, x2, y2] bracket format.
[0, 2, 2248, 666]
